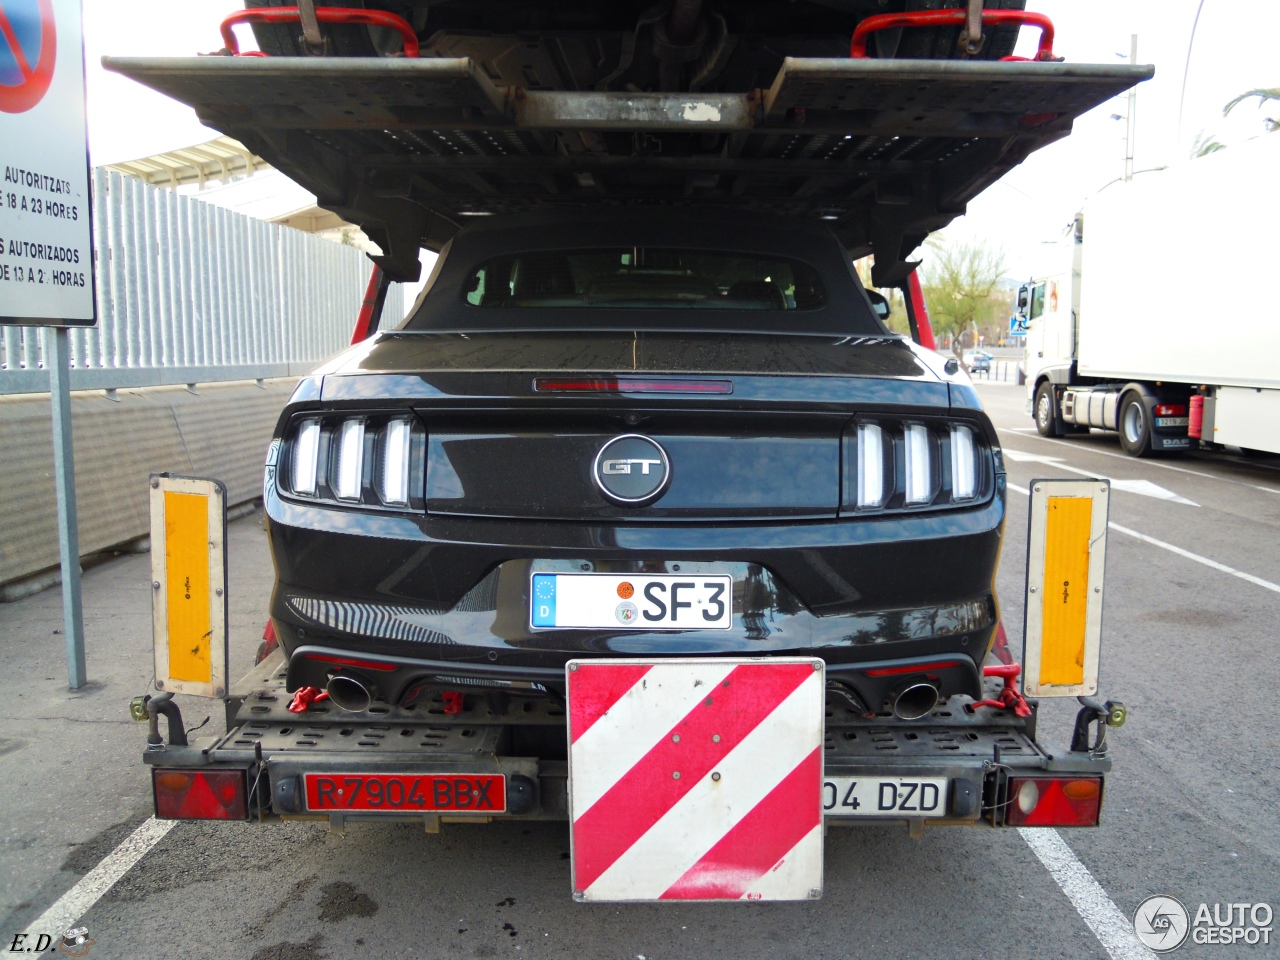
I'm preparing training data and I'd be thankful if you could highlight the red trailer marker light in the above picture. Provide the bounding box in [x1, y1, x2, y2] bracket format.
[1155, 404, 1187, 417]
[1005, 776, 1102, 827]
[153, 769, 249, 821]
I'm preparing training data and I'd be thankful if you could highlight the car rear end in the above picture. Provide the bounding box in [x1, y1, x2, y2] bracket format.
[143, 210, 1113, 848]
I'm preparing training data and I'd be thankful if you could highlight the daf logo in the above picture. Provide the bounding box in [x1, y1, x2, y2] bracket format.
[593, 435, 670, 505]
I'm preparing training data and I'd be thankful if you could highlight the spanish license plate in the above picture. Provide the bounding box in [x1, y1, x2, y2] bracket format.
[1156, 417, 1189, 427]
[304, 773, 506, 812]
[822, 777, 947, 817]
[531, 573, 732, 629]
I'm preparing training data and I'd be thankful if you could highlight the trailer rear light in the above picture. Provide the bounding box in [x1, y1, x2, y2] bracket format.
[378, 419, 413, 505]
[856, 423, 886, 508]
[534, 377, 733, 394]
[950, 425, 977, 501]
[1155, 403, 1187, 416]
[1005, 776, 1102, 827]
[903, 424, 932, 505]
[153, 769, 249, 821]
[333, 419, 366, 501]
[291, 420, 321, 496]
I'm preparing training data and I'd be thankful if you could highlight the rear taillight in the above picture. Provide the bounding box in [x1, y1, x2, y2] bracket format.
[379, 419, 413, 505]
[153, 769, 249, 820]
[291, 419, 321, 496]
[281, 414, 424, 508]
[903, 424, 933, 505]
[856, 423, 886, 508]
[950, 425, 977, 501]
[845, 419, 987, 513]
[334, 419, 366, 501]
[1155, 404, 1187, 416]
[1005, 776, 1102, 827]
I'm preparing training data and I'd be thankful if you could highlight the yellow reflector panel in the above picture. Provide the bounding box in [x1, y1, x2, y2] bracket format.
[163, 491, 212, 684]
[1038, 496, 1091, 687]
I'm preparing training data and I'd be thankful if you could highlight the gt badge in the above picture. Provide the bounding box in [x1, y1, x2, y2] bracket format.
[593, 435, 670, 506]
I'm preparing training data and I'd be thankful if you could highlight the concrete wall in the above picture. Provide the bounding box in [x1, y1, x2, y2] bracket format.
[0, 378, 297, 588]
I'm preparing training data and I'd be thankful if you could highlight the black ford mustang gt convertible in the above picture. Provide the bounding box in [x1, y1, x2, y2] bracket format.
[264, 207, 1005, 725]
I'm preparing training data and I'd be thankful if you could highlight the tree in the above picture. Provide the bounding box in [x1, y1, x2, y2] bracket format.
[919, 237, 1007, 365]
[1223, 87, 1280, 133]
[1190, 129, 1227, 158]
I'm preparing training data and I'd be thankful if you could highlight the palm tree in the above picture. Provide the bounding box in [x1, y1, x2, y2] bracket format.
[1223, 87, 1280, 132]
[1190, 130, 1227, 158]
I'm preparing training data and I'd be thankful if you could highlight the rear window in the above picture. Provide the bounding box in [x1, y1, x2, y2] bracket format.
[463, 248, 825, 311]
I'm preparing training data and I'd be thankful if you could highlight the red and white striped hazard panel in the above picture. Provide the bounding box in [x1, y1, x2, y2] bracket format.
[566, 658, 825, 902]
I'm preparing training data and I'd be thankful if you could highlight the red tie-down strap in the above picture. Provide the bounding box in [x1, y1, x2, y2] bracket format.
[288, 687, 331, 713]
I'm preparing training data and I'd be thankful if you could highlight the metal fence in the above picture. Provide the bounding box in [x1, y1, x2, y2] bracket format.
[1, 169, 402, 394]
[967, 359, 1023, 383]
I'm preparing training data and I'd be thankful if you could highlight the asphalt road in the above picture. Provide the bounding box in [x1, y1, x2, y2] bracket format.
[2, 379, 1277, 960]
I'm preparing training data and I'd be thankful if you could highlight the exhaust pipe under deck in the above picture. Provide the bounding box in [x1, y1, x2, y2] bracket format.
[892, 682, 939, 721]
[326, 675, 373, 712]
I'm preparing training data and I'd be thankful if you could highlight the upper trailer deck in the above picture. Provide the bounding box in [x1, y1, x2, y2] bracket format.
[104, 55, 1150, 284]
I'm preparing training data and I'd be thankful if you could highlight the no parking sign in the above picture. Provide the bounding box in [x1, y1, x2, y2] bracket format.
[1, 0, 95, 326]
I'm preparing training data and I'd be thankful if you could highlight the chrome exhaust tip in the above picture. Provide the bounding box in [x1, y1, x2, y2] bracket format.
[326, 675, 372, 712]
[892, 682, 939, 721]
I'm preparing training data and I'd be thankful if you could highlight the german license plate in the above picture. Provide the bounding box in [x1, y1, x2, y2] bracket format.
[823, 777, 947, 817]
[1156, 417, 1189, 427]
[531, 573, 732, 629]
[304, 773, 505, 812]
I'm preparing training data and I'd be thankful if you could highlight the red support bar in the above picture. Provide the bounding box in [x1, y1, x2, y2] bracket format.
[906, 270, 937, 351]
[220, 7, 420, 57]
[850, 9, 1058, 62]
[350, 266, 386, 345]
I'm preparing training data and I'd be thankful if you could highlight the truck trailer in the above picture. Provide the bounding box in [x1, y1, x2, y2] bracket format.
[109, 1, 1144, 902]
[1023, 134, 1280, 457]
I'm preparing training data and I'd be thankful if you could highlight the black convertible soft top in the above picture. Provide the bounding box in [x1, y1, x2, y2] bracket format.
[400, 207, 884, 336]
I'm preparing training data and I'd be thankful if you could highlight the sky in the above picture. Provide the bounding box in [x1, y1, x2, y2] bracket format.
[81, 0, 1280, 279]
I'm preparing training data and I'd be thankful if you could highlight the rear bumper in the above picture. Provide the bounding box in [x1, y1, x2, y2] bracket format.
[145, 653, 1109, 829]
[264, 480, 1008, 708]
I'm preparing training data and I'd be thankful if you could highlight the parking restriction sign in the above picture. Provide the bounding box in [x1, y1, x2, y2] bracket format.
[1, 0, 95, 326]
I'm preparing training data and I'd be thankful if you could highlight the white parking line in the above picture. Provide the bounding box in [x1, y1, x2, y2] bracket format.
[1020, 829, 1155, 960]
[998, 427, 1280, 495]
[23, 817, 174, 943]
[1008, 484, 1280, 595]
[1107, 523, 1280, 595]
